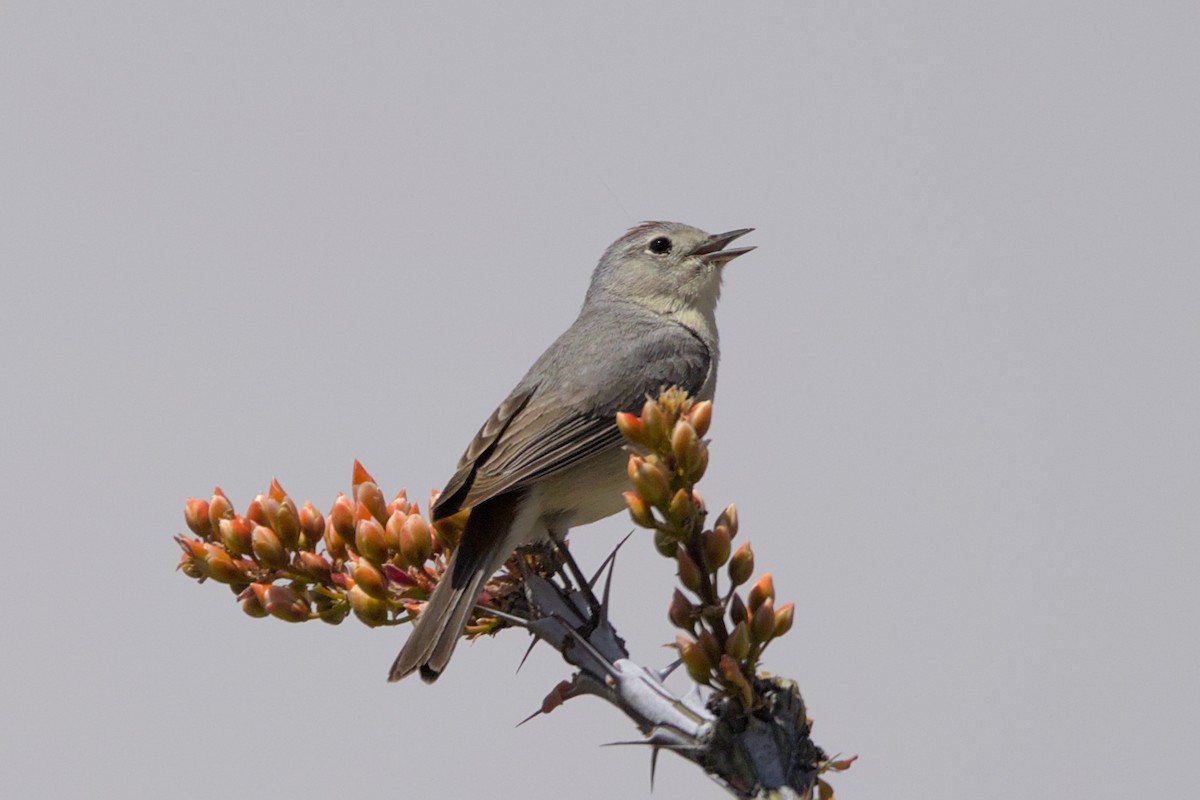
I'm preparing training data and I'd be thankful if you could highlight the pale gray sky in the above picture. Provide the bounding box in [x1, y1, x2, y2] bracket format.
[2, 3, 1197, 798]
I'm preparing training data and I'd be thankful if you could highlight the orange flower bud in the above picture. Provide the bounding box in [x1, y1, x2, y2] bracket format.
[715, 504, 738, 539]
[667, 488, 694, 526]
[251, 524, 289, 569]
[384, 509, 405, 553]
[202, 544, 244, 584]
[264, 585, 311, 623]
[329, 493, 355, 542]
[208, 488, 234, 532]
[728, 542, 754, 587]
[323, 519, 348, 561]
[686, 400, 712, 438]
[701, 525, 731, 571]
[273, 498, 301, 550]
[351, 460, 376, 490]
[177, 554, 204, 580]
[184, 498, 212, 539]
[218, 517, 254, 556]
[298, 502, 324, 551]
[718, 655, 754, 707]
[631, 458, 671, 507]
[624, 491, 656, 528]
[242, 586, 268, 618]
[297, 552, 332, 584]
[671, 420, 699, 475]
[676, 546, 703, 594]
[773, 602, 795, 638]
[245, 495, 266, 526]
[752, 599, 776, 644]
[351, 559, 388, 599]
[677, 636, 712, 685]
[726, 620, 751, 661]
[399, 514, 433, 567]
[268, 477, 287, 503]
[642, 400, 667, 447]
[354, 517, 388, 564]
[355, 481, 388, 527]
[748, 573, 775, 612]
[347, 585, 388, 626]
[616, 411, 644, 445]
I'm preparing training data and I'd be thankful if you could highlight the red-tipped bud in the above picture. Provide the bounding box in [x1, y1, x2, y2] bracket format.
[351, 460, 376, 489]
[329, 493, 355, 542]
[387, 488, 410, 518]
[624, 491, 657, 528]
[323, 519, 348, 561]
[748, 573, 775, 612]
[355, 481, 388, 527]
[773, 602, 795, 639]
[629, 457, 671, 507]
[175, 535, 207, 561]
[677, 636, 713, 685]
[726, 620, 751, 661]
[752, 599, 776, 644]
[273, 498, 300, 549]
[667, 488, 694, 526]
[208, 488, 234, 532]
[268, 477, 287, 503]
[241, 585, 269, 618]
[354, 517, 389, 564]
[347, 585, 388, 626]
[715, 504, 739, 539]
[384, 509, 405, 552]
[668, 589, 695, 629]
[264, 585, 311, 622]
[177, 554, 204, 580]
[218, 517, 254, 556]
[399, 514, 433, 567]
[671, 420, 700, 476]
[245, 495, 266, 526]
[729, 592, 749, 625]
[718, 655, 754, 707]
[728, 542, 754, 587]
[616, 411, 645, 444]
[701, 525, 731, 572]
[297, 551, 332, 584]
[184, 498, 212, 539]
[676, 546, 703, 594]
[298, 502, 324, 551]
[251, 524, 288, 569]
[351, 559, 388, 599]
[686, 400, 712, 438]
[202, 544, 244, 584]
[642, 400, 667, 447]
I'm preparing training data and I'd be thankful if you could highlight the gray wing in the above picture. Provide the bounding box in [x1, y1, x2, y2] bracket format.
[431, 310, 711, 520]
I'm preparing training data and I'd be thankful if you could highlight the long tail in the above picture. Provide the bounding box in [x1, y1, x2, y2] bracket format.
[388, 492, 521, 683]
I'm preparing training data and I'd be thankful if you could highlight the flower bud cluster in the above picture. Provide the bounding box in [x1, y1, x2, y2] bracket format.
[619, 388, 796, 707]
[175, 462, 467, 630]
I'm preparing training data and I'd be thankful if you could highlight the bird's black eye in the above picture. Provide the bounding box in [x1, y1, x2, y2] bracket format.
[648, 236, 672, 255]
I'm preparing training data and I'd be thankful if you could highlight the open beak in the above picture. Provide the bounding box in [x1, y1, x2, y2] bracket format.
[690, 228, 755, 265]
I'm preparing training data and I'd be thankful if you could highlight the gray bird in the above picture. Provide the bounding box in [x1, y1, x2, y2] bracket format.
[389, 221, 753, 683]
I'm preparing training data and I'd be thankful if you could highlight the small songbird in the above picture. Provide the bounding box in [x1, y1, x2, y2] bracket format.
[389, 221, 754, 682]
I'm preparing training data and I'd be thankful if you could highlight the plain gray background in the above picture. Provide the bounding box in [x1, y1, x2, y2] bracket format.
[2, 2, 1197, 798]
